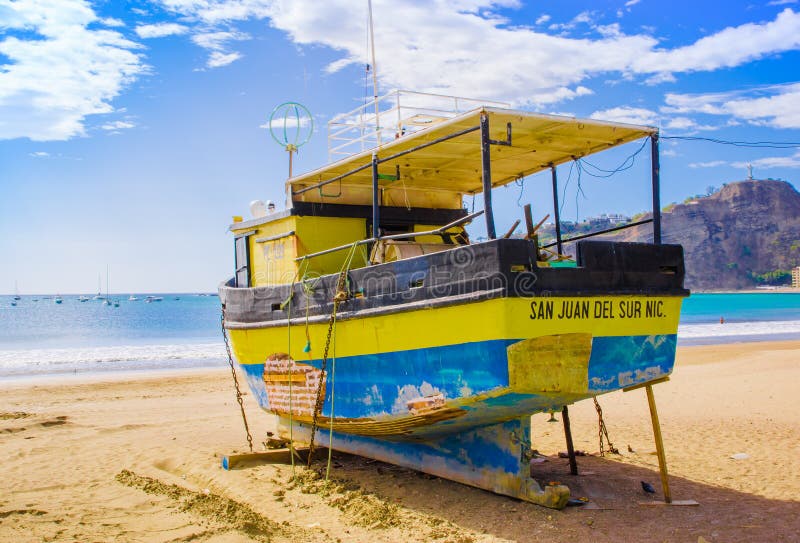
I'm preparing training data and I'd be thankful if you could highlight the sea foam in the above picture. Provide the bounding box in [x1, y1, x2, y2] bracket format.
[678, 319, 800, 341]
[0, 342, 227, 377]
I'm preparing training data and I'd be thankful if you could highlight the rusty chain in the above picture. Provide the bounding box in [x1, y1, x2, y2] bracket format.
[221, 306, 254, 453]
[593, 396, 619, 456]
[307, 269, 349, 466]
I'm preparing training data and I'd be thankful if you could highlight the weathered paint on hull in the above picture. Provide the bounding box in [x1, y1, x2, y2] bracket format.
[229, 295, 682, 439]
[286, 416, 571, 509]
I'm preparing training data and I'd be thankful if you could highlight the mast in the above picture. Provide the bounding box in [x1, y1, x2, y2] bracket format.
[367, 0, 381, 145]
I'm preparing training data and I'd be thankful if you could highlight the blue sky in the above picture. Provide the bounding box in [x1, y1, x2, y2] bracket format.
[2, 0, 800, 294]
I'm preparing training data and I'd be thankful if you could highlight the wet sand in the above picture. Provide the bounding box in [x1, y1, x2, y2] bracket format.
[1, 340, 798, 542]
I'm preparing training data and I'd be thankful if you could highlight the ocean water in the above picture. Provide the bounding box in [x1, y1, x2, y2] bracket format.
[1, 292, 798, 379]
[678, 292, 800, 345]
[0, 294, 225, 379]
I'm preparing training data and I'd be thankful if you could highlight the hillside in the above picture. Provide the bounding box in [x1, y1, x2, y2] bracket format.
[576, 179, 800, 290]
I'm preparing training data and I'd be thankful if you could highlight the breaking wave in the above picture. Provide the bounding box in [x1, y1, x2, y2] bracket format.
[0, 342, 227, 377]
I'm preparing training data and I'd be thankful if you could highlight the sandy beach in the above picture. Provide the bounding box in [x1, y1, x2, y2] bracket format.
[1, 340, 798, 543]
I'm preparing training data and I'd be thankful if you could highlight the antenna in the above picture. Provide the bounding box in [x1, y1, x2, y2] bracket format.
[268, 102, 313, 178]
[747, 163, 753, 180]
[368, 0, 381, 145]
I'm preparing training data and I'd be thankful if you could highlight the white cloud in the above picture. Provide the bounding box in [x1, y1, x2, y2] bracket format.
[191, 30, 248, 50]
[535, 14, 550, 25]
[732, 152, 800, 169]
[100, 120, 135, 130]
[259, 116, 311, 130]
[630, 8, 800, 75]
[590, 106, 658, 126]
[689, 160, 727, 168]
[596, 23, 621, 37]
[207, 51, 241, 68]
[644, 72, 676, 85]
[29, 151, 49, 157]
[157, 0, 273, 24]
[664, 82, 800, 129]
[665, 117, 695, 130]
[663, 116, 717, 132]
[0, 0, 146, 141]
[136, 2, 800, 108]
[99, 17, 124, 27]
[572, 11, 594, 25]
[148, 2, 800, 108]
[135, 22, 188, 38]
[190, 30, 248, 68]
[768, 0, 797, 5]
[625, 0, 641, 6]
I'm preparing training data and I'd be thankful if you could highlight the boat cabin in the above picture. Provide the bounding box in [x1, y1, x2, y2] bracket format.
[229, 91, 663, 289]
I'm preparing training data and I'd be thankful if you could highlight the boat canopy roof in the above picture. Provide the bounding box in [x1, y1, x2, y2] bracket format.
[288, 107, 657, 199]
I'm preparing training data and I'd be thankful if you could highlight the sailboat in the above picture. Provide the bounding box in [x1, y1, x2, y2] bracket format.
[93, 273, 105, 301]
[103, 266, 118, 307]
[13, 281, 21, 301]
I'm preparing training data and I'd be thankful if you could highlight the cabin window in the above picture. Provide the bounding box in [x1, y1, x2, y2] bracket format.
[234, 235, 252, 288]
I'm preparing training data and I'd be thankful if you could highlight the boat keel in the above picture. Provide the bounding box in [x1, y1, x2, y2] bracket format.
[282, 415, 571, 510]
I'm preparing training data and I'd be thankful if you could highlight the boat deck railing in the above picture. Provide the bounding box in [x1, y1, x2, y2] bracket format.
[327, 90, 509, 161]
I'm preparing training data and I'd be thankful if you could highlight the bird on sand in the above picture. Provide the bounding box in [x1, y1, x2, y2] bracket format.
[641, 481, 656, 493]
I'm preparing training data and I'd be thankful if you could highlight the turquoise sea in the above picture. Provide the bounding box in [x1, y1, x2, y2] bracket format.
[1, 292, 798, 379]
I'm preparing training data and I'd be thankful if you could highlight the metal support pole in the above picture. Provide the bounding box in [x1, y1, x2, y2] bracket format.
[650, 134, 662, 245]
[371, 153, 380, 239]
[480, 113, 497, 240]
[645, 384, 672, 503]
[551, 166, 563, 254]
[562, 405, 578, 475]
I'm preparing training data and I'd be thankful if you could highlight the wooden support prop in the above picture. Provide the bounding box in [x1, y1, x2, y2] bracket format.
[623, 375, 669, 393]
[531, 213, 550, 236]
[562, 405, 578, 476]
[502, 219, 521, 239]
[626, 378, 699, 506]
[221, 447, 313, 470]
[639, 384, 698, 506]
[645, 384, 671, 503]
[523, 204, 534, 237]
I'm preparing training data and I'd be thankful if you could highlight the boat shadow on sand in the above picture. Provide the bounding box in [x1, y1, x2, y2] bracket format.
[309, 450, 800, 543]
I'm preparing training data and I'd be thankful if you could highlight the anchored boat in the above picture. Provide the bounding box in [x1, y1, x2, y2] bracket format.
[220, 91, 688, 509]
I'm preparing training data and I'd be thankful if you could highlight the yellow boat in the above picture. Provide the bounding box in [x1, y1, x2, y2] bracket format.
[220, 91, 688, 509]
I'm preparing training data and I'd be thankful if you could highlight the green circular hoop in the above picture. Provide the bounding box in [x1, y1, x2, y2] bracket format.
[268, 102, 313, 149]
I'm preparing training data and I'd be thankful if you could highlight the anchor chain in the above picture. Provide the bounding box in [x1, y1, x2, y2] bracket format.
[593, 397, 619, 456]
[307, 270, 349, 466]
[221, 306, 254, 453]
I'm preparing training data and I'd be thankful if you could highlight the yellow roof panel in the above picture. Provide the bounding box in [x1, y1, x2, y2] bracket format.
[288, 107, 656, 198]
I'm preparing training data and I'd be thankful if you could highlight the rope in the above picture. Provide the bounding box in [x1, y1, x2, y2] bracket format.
[221, 306, 254, 452]
[307, 242, 359, 469]
[284, 256, 310, 475]
[593, 396, 620, 456]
